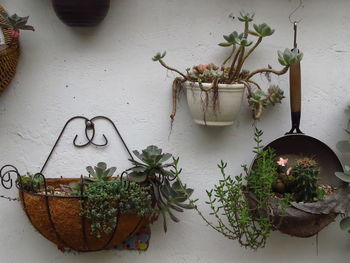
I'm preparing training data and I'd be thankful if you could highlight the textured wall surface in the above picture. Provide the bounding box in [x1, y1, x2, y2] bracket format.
[0, 0, 349, 262]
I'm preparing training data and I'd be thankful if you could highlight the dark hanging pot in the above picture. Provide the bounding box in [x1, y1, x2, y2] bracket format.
[52, 0, 110, 27]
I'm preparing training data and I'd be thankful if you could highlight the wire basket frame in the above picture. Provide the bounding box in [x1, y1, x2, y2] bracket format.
[0, 116, 149, 252]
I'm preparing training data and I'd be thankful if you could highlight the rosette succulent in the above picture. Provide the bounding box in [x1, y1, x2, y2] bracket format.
[127, 145, 194, 231]
[0, 13, 34, 47]
[153, 11, 303, 120]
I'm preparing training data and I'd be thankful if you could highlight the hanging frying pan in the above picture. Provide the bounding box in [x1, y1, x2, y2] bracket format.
[250, 23, 344, 237]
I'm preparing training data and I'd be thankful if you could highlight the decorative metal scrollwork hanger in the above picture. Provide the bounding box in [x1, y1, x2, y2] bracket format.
[0, 116, 134, 191]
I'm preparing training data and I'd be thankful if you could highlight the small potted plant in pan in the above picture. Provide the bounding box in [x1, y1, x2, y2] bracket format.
[0, 8, 34, 94]
[180, 129, 345, 249]
[334, 106, 350, 233]
[0, 145, 193, 252]
[153, 11, 303, 126]
[51, 0, 110, 27]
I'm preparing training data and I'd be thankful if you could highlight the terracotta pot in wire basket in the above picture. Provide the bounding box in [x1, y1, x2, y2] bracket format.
[0, 116, 151, 252]
[0, 6, 20, 94]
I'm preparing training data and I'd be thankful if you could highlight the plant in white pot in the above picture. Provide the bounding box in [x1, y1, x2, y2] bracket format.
[153, 11, 303, 126]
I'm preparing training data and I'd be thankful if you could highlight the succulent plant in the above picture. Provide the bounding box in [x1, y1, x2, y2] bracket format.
[81, 178, 152, 238]
[292, 158, 321, 202]
[0, 13, 34, 47]
[335, 106, 350, 232]
[17, 173, 44, 192]
[86, 162, 116, 181]
[153, 11, 303, 120]
[128, 145, 194, 232]
[67, 162, 117, 195]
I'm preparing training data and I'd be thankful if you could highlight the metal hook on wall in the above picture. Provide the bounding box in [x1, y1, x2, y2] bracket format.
[289, 0, 304, 25]
[289, 0, 304, 50]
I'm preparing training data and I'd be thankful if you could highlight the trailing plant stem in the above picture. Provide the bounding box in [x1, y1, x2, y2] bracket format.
[222, 46, 236, 66]
[241, 37, 262, 66]
[246, 66, 289, 81]
[232, 21, 249, 81]
[158, 59, 188, 79]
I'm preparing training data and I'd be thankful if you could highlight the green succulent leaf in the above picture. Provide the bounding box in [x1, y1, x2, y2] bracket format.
[237, 38, 253, 47]
[238, 11, 254, 22]
[340, 217, 350, 230]
[0, 13, 34, 31]
[252, 23, 274, 37]
[219, 42, 233, 47]
[152, 51, 166, 61]
[335, 172, 350, 182]
[336, 140, 350, 153]
[86, 166, 95, 177]
[128, 172, 147, 183]
[278, 48, 303, 66]
[97, 162, 107, 170]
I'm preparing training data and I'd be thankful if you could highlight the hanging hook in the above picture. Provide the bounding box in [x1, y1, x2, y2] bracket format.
[289, 0, 304, 24]
[293, 22, 298, 49]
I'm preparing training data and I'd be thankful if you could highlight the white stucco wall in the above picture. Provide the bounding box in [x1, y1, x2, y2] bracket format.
[0, 0, 349, 262]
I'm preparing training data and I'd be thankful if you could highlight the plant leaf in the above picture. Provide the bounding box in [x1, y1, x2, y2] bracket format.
[340, 217, 350, 230]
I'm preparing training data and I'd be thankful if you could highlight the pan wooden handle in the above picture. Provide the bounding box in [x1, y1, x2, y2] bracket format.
[286, 53, 303, 135]
[290, 62, 301, 112]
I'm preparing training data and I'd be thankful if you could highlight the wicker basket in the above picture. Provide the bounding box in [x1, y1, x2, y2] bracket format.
[0, 6, 20, 94]
[21, 178, 149, 252]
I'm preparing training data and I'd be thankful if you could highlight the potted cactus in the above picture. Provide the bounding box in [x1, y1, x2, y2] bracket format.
[51, 0, 110, 27]
[153, 11, 303, 126]
[0, 8, 34, 94]
[180, 129, 345, 249]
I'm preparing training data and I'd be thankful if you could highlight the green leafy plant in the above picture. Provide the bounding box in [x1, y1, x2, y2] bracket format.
[0, 13, 34, 47]
[127, 145, 194, 232]
[81, 178, 152, 238]
[17, 173, 44, 192]
[178, 129, 289, 249]
[153, 11, 303, 120]
[335, 106, 350, 232]
[86, 162, 117, 181]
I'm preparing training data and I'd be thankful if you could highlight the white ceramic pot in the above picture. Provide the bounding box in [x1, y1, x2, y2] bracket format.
[184, 81, 245, 126]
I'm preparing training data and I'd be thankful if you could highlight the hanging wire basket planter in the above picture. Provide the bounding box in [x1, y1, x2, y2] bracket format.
[0, 116, 150, 252]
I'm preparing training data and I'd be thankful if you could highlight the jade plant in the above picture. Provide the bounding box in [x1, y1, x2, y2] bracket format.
[0, 13, 34, 48]
[335, 106, 350, 232]
[153, 11, 303, 120]
[127, 145, 195, 232]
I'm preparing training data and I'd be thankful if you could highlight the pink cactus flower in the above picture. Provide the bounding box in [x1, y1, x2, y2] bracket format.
[11, 30, 20, 39]
[286, 167, 292, 176]
[277, 157, 288, 166]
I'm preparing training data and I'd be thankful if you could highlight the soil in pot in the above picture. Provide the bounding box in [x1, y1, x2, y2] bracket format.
[52, 0, 110, 27]
[184, 81, 245, 126]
